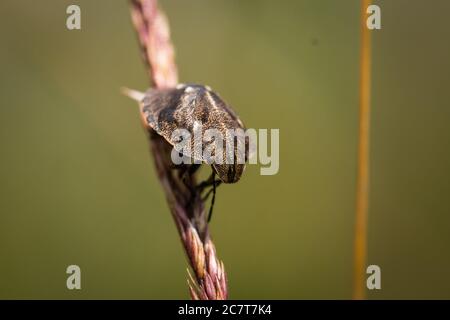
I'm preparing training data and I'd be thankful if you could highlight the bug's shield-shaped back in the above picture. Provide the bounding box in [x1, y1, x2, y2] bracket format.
[140, 84, 249, 183]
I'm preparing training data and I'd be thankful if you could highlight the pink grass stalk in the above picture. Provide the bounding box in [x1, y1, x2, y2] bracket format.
[128, 0, 228, 300]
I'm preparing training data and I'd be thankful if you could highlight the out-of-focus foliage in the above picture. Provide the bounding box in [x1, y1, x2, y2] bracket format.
[0, 0, 449, 299]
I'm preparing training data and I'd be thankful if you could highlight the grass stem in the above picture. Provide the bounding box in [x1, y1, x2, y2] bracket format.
[353, 0, 372, 300]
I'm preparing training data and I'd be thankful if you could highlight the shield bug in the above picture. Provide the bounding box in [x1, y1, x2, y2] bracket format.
[123, 84, 249, 220]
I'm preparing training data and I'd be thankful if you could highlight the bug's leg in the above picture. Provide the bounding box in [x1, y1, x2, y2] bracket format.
[207, 172, 217, 222]
[188, 163, 201, 175]
[196, 172, 214, 192]
[177, 164, 201, 182]
[184, 164, 201, 182]
[197, 174, 222, 194]
[202, 180, 222, 201]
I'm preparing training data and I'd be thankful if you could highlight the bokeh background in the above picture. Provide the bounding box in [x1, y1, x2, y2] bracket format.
[1, 0, 449, 299]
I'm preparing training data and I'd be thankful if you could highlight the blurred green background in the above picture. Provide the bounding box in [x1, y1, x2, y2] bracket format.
[1, 0, 449, 299]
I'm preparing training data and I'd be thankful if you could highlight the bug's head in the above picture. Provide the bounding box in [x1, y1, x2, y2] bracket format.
[211, 134, 250, 183]
[212, 163, 245, 184]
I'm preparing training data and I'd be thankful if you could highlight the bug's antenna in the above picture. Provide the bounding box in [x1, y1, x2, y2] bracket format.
[121, 87, 145, 102]
[207, 171, 217, 222]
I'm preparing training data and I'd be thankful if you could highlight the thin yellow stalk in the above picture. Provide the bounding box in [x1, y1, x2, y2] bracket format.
[353, 0, 372, 300]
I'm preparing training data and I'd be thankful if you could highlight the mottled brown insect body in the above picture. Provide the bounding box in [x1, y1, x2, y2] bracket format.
[138, 84, 248, 183]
